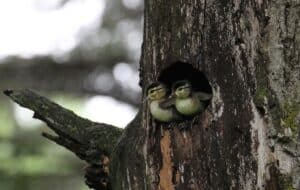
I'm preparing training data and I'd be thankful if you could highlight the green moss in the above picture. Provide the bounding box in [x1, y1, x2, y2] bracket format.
[279, 175, 295, 190]
[254, 51, 271, 108]
[254, 86, 268, 106]
[282, 102, 300, 132]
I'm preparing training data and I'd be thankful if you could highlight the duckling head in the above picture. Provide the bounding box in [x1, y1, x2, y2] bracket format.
[174, 80, 192, 99]
[147, 83, 167, 101]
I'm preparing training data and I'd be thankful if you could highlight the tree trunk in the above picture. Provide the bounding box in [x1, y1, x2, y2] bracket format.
[4, 0, 299, 190]
[111, 0, 300, 189]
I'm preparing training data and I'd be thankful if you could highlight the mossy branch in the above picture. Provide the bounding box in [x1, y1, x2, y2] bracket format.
[3, 89, 124, 189]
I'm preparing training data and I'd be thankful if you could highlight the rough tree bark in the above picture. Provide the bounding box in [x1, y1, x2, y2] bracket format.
[4, 0, 299, 190]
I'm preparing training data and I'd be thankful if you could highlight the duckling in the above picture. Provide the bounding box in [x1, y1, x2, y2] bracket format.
[173, 80, 212, 116]
[147, 83, 180, 122]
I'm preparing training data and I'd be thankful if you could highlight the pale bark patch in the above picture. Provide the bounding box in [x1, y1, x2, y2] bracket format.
[159, 130, 175, 190]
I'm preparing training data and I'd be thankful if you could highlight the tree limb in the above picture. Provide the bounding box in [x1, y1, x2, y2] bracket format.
[4, 89, 124, 190]
[3, 89, 123, 161]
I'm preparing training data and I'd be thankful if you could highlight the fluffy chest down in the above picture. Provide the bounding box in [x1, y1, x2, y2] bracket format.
[150, 100, 174, 122]
[175, 97, 203, 116]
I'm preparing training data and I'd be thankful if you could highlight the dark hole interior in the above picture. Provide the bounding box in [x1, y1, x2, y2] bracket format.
[256, 106, 266, 116]
[158, 62, 212, 94]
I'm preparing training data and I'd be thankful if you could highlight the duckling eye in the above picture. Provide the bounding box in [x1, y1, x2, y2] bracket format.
[148, 89, 154, 94]
[178, 87, 185, 91]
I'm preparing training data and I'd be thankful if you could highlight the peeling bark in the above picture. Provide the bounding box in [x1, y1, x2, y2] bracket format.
[159, 131, 173, 190]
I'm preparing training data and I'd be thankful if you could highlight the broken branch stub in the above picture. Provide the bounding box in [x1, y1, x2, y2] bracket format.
[3, 89, 124, 190]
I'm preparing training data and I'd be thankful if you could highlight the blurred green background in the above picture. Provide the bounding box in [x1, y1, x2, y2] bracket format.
[0, 0, 142, 189]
